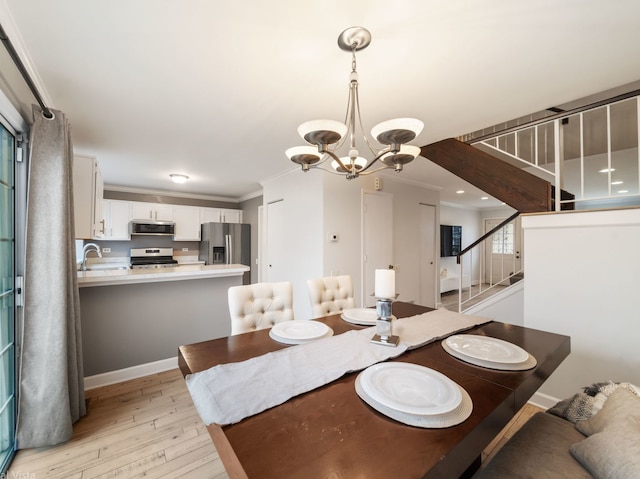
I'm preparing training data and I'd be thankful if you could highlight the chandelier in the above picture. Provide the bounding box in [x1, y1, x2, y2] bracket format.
[286, 27, 424, 180]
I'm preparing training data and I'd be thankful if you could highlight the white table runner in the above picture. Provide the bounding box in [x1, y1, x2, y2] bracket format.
[186, 308, 490, 425]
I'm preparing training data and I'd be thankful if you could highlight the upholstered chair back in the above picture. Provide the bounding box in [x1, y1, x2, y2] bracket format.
[228, 281, 294, 335]
[307, 275, 356, 318]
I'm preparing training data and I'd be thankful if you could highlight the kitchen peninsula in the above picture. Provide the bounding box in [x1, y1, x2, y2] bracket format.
[78, 264, 249, 377]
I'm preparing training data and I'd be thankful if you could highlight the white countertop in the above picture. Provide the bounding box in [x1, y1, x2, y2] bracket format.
[77, 264, 250, 287]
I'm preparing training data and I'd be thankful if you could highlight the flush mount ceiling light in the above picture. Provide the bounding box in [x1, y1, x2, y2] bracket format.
[170, 174, 189, 184]
[286, 27, 424, 180]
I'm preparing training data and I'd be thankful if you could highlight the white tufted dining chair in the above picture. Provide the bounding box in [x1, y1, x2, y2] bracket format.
[307, 275, 356, 319]
[228, 281, 295, 335]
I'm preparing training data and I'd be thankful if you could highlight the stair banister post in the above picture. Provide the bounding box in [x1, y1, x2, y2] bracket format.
[554, 119, 563, 211]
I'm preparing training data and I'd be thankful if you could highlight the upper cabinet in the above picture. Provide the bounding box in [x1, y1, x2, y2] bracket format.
[131, 202, 174, 222]
[102, 199, 131, 240]
[201, 207, 242, 224]
[173, 205, 201, 241]
[73, 154, 104, 239]
[221, 208, 242, 223]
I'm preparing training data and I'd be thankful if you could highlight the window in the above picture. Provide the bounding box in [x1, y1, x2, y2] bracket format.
[492, 223, 514, 255]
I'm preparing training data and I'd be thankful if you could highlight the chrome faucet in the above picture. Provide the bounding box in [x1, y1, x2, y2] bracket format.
[81, 243, 102, 271]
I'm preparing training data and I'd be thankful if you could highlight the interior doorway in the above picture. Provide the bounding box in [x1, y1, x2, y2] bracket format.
[264, 199, 286, 282]
[419, 203, 437, 308]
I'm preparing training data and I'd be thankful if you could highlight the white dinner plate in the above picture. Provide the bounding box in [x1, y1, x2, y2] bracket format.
[341, 308, 396, 326]
[269, 320, 332, 345]
[358, 362, 462, 416]
[341, 308, 378, 325]
[443, 335, 529, 364]
[355, 375, 473, 428]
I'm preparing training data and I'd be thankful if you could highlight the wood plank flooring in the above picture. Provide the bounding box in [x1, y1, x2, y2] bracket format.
[8, 369, 542, 478]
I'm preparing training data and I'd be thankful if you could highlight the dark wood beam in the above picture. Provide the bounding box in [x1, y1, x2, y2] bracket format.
[420, 138, 552, 213]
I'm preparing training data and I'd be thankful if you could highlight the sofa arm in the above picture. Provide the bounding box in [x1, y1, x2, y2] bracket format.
[473, 413, 592, 479]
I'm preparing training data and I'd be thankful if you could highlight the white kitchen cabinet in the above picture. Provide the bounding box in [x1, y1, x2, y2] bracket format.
[200, 207, 242, 223]
[131, 202, 174, 221]
[221, 208, 242, 223]
[173, 205, 201, 241]
[102, 199, 131, 240]
[73, 154, 104, 239]
[201, 207, 222, 223]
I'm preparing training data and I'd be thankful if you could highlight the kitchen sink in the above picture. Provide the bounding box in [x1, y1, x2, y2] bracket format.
[83, 263, 130, 271]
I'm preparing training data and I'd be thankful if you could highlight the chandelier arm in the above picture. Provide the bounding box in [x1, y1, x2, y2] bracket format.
[356, 147, 392, 174]
[321, 148, 352, 173]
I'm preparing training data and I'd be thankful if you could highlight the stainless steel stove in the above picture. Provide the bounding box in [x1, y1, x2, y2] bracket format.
[130, 247, 178, 269]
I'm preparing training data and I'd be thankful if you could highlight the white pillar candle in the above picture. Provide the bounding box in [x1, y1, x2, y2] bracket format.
[375, 269, 395, 299]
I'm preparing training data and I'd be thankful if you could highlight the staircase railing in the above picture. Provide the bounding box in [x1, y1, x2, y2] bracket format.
[463, 91, 640, 211]
[454, 212, 523, 312]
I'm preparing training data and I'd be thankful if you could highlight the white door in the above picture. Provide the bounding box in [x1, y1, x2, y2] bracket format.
[265, 199, 287, 282]
[484, 217, 522, 284]
[419, 203, 437, 308]
[362, 191, 393, 307]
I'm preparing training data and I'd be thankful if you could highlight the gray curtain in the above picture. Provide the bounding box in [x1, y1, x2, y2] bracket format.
[16, 106, 85, 448]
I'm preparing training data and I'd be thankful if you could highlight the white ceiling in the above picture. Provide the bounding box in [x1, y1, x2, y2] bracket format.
[2, 0, 640, 209]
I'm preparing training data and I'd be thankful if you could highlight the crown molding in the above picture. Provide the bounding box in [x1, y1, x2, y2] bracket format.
[378, 169, 443, 192]
[259, 166, 299, 187]
[104, 184, 242, 203]
[238, 189, 263, 202]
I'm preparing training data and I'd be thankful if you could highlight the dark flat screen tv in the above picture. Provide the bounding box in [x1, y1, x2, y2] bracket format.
[440, 225, 462, 257]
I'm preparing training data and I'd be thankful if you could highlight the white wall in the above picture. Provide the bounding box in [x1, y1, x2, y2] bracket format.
[322, 173, 363, 303]
[263, 170, 442, 317]
[262, 170, 324, 320]
[375, 177, 440, 305]
[465, 281, 524, 326]
[522, 208, 640, 401]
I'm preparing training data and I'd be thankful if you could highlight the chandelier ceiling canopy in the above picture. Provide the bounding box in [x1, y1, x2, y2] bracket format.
[286, 26, 424, 180]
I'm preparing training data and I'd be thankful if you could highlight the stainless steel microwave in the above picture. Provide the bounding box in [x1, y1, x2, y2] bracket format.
[130, 220, 175, 236]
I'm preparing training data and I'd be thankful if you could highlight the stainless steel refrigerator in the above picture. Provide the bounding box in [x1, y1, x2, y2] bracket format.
[199, 223, 251, 284]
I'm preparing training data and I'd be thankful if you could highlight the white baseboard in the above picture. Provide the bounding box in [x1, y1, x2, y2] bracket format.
[528, 391, 560, 410]
[84, 357, 178, 391]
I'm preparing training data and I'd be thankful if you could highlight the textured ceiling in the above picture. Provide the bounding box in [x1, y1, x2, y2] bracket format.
[2, 0, 640, 208]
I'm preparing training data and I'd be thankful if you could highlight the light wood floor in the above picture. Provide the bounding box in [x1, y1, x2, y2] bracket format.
[8, 369, 542, 478]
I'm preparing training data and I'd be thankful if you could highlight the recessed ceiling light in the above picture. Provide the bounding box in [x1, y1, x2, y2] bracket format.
[598, 168, 616, 173]
[611, 181, 623, 185]
[481, 196, 489, 200]
[170, 174, 189, 184]
[456, 190, 465, 194]
[617, 189, 629, 194]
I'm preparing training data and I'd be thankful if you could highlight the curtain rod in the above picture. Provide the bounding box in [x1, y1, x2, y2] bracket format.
[0, 22, 53, 119]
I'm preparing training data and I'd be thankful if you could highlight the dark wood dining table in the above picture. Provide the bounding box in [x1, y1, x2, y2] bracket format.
[178, 302, 570, 479]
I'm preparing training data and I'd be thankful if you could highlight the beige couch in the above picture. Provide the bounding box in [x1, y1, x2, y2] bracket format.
[473, 387, 640, 479]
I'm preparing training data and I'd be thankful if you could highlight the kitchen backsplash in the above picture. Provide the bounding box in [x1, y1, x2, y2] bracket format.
[76, 237, 200, 262]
